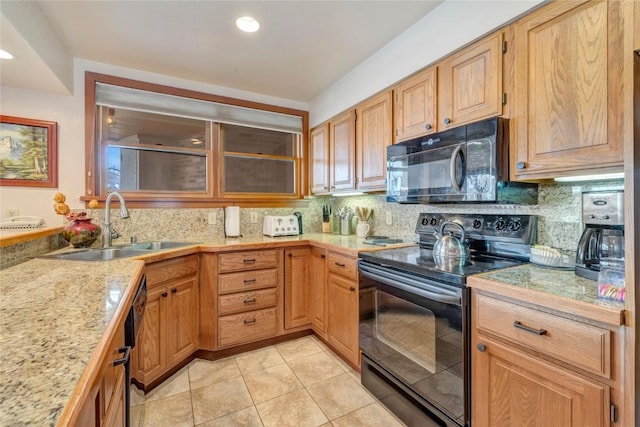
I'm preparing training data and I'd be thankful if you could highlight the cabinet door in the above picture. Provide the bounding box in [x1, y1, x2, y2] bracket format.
[330, 109, 356, 191]
[284, 248, 312, 329]
[310, 248, 327, 337]
[513, 0, 624, 179]
[393, 67, 437, 142]
[438, 32, 503, 130]
[103, 366, 126, 427]
[473, 336, 609, 427]
[310, 123, 331, 194]
[101, 329, 125, 423]
[132, 284, 167, 385]
[167, 276, 199, 366]
[327, 273, 359, 367]
[356, 91, 393, 191]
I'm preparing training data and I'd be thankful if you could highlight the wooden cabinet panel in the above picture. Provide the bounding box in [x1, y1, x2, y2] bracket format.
[327, 252, 358, 281]
[310, 248, 328, 337]
[330, 109, 356, 191]
[393, 66, 437, 142]
[218, 307, 277, 347]
[310, 123, 331, 194]
[218, 288, 277, 316]
[218, 268, 278, 294]
[438, 32, 503, 130]
[284, 248, 311, 329]
[513, 0, 624, 178]
[134, 284, 167, 383]
[145, 255, 198, 285]
[167, 276, 199, 366]
[356, 90, 393, 191]
[476, 294, 611, 377]
[473, 337, 609, 427]
[102, 366, 126, 427]
[219, 250, 278, 273]
[101, 329, 125, 422]
[327, 272, 359, 367]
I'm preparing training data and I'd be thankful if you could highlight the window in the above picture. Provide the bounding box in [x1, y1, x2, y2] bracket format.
[85, 72, 308, 206]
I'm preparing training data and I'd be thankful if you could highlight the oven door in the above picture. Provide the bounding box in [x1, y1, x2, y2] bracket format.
[359, 260, 468, 427]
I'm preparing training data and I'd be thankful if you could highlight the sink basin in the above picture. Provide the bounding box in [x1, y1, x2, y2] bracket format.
[125, 241, 197, 251]
[39, 247, 150, 262]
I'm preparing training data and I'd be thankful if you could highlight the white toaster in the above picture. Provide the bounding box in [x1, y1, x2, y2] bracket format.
[263, 215, 299, 237]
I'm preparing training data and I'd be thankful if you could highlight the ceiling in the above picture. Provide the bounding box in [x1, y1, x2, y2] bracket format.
[1, 1, 442, 103]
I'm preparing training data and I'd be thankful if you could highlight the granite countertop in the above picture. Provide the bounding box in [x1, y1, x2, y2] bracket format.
[0, 233, 414, 426]
[468, 264, 626, 326]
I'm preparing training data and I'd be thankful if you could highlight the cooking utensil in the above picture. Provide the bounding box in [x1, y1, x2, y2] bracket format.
[433, 222, 470, 259]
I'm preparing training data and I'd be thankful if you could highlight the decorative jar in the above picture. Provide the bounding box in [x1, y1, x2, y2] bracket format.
[62, 218, 102, 248]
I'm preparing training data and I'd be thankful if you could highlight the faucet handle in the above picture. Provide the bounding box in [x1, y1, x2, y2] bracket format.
[110, 226, 121, 240]
[130, 235, 138, 244]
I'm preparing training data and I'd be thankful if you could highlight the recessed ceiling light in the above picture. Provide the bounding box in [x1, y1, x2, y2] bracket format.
[0, 49, 14, 60]
[236, 16, 260, 33]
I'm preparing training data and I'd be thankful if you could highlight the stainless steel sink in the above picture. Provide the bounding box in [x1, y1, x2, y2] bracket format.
[125, 241, 196, 251]
[39, 247, 151, 262]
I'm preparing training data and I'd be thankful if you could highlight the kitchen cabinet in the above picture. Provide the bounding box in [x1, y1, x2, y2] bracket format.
[393, 66, 437, 142]
[438, 31, 504, 131]
[132, 255, 199, 386]
[326, 251, 360, 368]
[472, 291, 616, 427]
[329, 109, 357, 192]
[309, 123, 331, 194]
[512, 0, 624, 179]
[284, 248, 312, 329]
[217, 249, 279, 348]
[310, 247, 328, 338]
[356, 90, 393, 191]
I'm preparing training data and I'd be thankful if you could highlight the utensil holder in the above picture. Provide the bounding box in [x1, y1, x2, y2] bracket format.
[340, 218, 353, 235]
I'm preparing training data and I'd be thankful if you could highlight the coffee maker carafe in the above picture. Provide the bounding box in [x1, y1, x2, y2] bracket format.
[575, 191, 624, 280]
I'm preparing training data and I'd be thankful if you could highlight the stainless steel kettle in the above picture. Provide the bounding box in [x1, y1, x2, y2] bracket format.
[433, 221, 470, 259]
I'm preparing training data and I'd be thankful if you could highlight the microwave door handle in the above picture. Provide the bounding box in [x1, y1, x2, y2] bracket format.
[449, 145, 463, 192]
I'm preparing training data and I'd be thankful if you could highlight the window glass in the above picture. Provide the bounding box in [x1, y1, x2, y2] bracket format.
[222, 124, 295, 156]
[224, 156, 295, 194]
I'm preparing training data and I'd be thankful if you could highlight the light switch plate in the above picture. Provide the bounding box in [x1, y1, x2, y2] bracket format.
[207, 212, 216, 225]
[250, 212, 258, 224]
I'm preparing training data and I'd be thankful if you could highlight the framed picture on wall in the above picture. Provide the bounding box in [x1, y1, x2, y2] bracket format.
[0, 115, 58, 188]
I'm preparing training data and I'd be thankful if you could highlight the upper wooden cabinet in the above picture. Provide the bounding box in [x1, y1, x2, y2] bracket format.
[512, 0, 624, 179]
[438, 31, 504, 131]
[356, 90, 393, 191]
[393, 66, 437, 142]
[309, 123, 330, 194]
[330, 109, 357, 192]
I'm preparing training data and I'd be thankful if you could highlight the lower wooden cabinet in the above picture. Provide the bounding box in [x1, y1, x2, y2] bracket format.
[310, 248, 328, 338]
[284, 248, 312, 329]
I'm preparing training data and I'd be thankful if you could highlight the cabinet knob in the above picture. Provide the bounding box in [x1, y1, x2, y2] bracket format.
[425, 123, 432, 130]
[443, 118, 451, 125]
[320, 254, 326, 259]
[516, 161, 527, 170]
[288, 253, 293, 258]
[477, 343, 486, 352]
[161, 292, 168, 298]
[171, 288, 177, 294]
[349, 286, 356, 292]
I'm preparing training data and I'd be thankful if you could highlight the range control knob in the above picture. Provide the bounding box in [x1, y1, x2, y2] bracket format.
[472, 219, 482, 229]
[421, 217, 429, 226]
[430, 217, 438, 226]
[509, 220, 522, 232]
[495, 219, 507, 231]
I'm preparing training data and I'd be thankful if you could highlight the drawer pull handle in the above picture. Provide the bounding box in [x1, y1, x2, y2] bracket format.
[243, 298, 257, 304]
[244, 318, 257, 325]
[244, 278, 256, 283]
[334, 262, 346, 267]
[513, 320, 547, 336]
[113, 346, 131, 367]
[243, 258, 256, 263]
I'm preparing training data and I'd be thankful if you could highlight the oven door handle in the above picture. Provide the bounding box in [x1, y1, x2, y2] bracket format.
[359, 263, 461, 305]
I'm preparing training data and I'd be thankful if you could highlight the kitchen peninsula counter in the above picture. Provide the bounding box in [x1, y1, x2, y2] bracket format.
[0, 234, 413, 426]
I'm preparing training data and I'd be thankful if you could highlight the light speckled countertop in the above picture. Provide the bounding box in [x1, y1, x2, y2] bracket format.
[0, 233, 414, 426]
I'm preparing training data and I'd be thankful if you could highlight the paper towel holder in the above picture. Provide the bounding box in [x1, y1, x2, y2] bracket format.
[224, 206, 242, 238]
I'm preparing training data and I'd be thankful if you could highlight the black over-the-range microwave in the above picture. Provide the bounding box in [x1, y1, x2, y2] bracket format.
[386, 117, 537, 204]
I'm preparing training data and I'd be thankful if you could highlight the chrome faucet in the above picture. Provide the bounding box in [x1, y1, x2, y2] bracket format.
[102, 191, 130, 248]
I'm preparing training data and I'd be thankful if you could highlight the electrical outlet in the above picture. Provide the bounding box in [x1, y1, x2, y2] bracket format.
[5, 208, 19, 218]
[385, 212, 393, 226]
[207, 212, 216, 225]
[250, 212, 258, 224]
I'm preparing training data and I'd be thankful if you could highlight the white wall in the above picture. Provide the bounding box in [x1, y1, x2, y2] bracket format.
[0, 59, 309, 227]
[309, 0, 544, 127]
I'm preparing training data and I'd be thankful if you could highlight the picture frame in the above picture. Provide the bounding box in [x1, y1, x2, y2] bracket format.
[0, 115, 58, 188]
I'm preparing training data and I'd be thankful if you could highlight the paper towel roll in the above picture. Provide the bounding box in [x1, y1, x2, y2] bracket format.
[225, 206, 240, 237]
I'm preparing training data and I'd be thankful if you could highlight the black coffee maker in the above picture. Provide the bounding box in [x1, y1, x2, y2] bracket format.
[575, 191, 625, 280]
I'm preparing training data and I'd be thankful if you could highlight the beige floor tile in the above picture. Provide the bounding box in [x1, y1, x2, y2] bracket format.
[275, 336, 323, 362]
[130, 404, 143, 427]
[144, 367, 190, 403]
[130, 384, 146, 406]
[141, 391, 193, 427]
[189, 357, 241, 390]
[235, 346, 285, 374]
[243, 363, 303, 403]
[196, 406, 264, 427]
[255, 389, 328, 427]
[287, 351, 345, 386]
[306, 373, 374, 420]
[332, 402, 405, 427]
[191, 376, 254, 424]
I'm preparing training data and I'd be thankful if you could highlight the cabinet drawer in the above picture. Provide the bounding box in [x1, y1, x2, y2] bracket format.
[475, 294, 611, 378]
[145, 255, 198, 286]
[218, 268, 277, 294]
[218, 307, 277, 347]
[218, 288, 277, 316]
[327, 252, 358, 280]
[219, 250, 278, 273]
